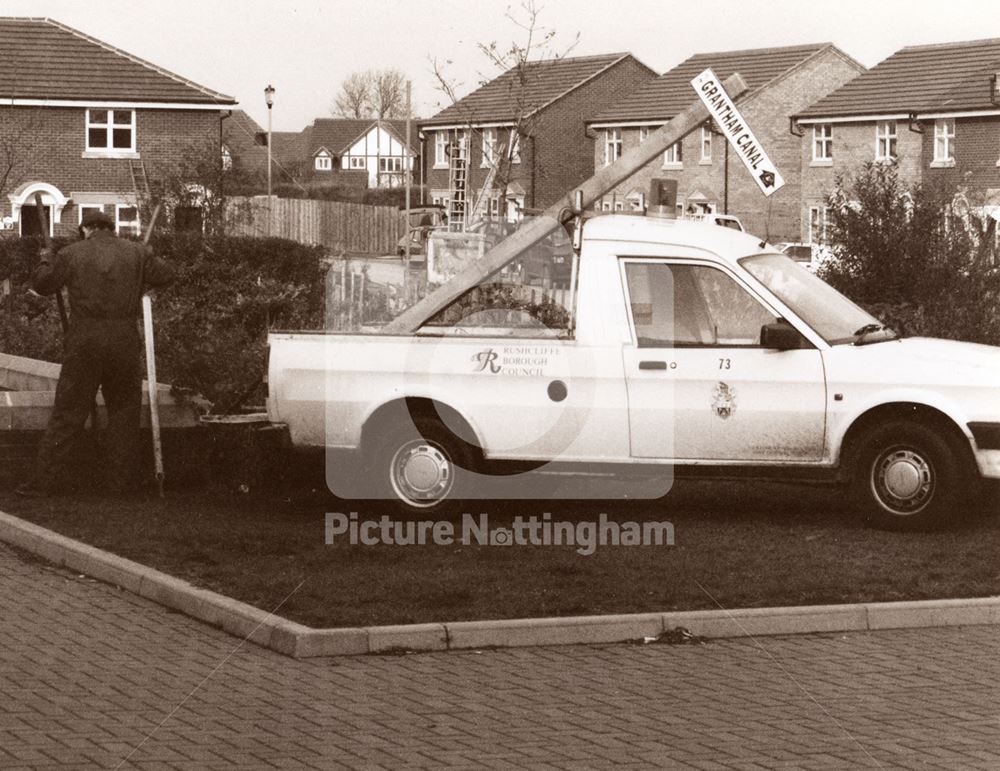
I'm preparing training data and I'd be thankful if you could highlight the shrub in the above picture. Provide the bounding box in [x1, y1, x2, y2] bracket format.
[0, 233, 327, 409]
[821, 162, 1000, 345]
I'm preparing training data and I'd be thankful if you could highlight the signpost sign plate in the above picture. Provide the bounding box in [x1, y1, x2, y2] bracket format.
[691, 68, 785, 196]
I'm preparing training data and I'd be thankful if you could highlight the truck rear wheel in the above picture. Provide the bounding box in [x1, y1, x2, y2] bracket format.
[371, 418, 475, 515]
[850, 421, 969, 530]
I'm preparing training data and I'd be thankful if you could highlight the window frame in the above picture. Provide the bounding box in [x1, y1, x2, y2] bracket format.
[314, 151, 333, 171]
[933, 118, 955, 165]
[509, 130, 521, 164]
[604, 129, 622, 166]
[619, 257, 780, 349]
[875, 120, 897, 161]
[808, 205, 830, 244]
[638, 126, 650, 144]
[434, 132, 448, 167]
[114, 203, 141, 237]
[812, 124, 832, 163]
[662, 141, 682, 168]
[481, 128, 497, 168]
[85, 108, 136, 154]
[700, 126, 712, 163]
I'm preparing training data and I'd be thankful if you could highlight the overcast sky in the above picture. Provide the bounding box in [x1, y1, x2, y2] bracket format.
[4, 0, 995, 131]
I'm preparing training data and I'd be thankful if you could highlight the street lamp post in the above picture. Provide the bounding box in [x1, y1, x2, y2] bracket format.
[264, 84, 275, 236]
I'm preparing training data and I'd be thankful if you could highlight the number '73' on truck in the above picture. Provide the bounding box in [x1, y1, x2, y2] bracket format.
[266, 215, 1000, 530]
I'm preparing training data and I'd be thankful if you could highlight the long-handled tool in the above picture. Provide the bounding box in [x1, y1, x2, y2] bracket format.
[138, 205, 164, 497]
[32, 192, 68, 333]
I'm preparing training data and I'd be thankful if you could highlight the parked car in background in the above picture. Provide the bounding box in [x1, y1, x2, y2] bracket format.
[397, 205, 447, 259]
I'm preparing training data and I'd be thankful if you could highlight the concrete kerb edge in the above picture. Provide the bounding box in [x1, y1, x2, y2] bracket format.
[3, 509, 1000, 658]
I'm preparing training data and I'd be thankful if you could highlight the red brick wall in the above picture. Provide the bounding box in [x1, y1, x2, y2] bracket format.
[922, 116, 1000, 195]
[530, 57, 655, 207]
[421, 56, 656, 210]
[597, 48, 865, 243]
[0, 105, 221, 236]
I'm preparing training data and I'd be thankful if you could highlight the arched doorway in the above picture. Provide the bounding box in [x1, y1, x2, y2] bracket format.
[9, 182, 70, 237]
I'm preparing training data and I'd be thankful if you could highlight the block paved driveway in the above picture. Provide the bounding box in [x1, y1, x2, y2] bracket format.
[2, 542, 1000, 770]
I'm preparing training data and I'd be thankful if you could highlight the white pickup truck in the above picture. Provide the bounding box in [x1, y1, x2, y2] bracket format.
[267, 214, 1000, 530]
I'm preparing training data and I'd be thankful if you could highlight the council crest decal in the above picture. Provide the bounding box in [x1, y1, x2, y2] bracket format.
[712, 381, 737, 419]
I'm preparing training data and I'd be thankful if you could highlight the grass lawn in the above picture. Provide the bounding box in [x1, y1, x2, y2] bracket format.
[1, 474, 998, 629]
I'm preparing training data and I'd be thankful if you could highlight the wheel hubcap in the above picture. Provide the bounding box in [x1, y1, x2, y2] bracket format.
[872, 448, 934, 515]
[391, 441, 452, 507]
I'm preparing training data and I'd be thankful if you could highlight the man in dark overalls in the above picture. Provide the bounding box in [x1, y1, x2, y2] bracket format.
[17, 210, 175, 496]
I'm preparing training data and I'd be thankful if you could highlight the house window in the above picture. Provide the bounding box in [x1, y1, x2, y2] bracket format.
[604, 129, 622, 165]
[933, 119, 955, 164]
[86, 109, 135, 152]
[348, 156, 365, 169]
[315, 151, 332, 171]
[78, 204, 103, 225]
[481, 128, 497, 167]
[221, 145, 232, 171]
[808, 205, 829, 244]
[115, 204, 140, 237]
[379, 157, 403, 172]
[812, 124, 832, 162]
[875, 121, 897, 161]
[639, 127, 650, 144]
[509, 131, 521, 164]
[434, 132, 448, 167]
[663, 141, 682, 166]
[700, 127, 712, 163]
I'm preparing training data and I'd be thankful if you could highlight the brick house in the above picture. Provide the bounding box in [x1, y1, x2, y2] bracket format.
[587, 44, 864, 243]
[0, 17, 236, 238]
[221, 110, 267, 177]
[419, 53, 656, 220]
[795, 38, 1000, 244]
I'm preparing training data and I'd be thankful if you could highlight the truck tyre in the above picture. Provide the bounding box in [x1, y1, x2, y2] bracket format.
[850, 420, 969, 531]
[370, 418, 475, 515]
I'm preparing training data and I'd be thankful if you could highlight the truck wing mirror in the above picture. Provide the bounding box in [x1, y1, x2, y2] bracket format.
[761, 320, 807, 350]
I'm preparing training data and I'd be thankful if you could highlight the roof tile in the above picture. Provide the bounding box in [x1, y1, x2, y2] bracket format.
[0, 17, 235, 104]
[591, 44, 832, 123]
[799, 38, 1000, 118]
[421, 53, 642, 126]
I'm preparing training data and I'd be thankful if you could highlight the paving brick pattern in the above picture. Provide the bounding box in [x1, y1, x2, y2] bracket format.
[2, 542, 999, 770]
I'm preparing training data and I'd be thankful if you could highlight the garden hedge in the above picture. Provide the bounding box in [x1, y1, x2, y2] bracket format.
[0, 234, 327, 409]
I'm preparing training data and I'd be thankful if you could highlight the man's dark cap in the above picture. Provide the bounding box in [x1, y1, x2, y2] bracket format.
[81, 210, 114, 230]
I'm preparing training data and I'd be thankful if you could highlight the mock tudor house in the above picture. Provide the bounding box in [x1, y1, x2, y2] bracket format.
[795, 38, 1000, 244]
[419, 53, 657, 222]
[0, 17, 236, 238]
[587, 44, 864, 243]
[296, 118, 419, 188]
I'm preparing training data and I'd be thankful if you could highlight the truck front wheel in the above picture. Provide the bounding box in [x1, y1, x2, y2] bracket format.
[850, 421, 969, 530]
[371, 418, 475, 514]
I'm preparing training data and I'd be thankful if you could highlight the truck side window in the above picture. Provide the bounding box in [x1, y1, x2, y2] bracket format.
[625, 263, 776, 347]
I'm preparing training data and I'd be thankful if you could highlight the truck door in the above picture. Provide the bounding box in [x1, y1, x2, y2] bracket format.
[620, 258, 826, 462]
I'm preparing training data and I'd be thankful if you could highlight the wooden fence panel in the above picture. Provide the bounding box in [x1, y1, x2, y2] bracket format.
[228, 196, 405, 254]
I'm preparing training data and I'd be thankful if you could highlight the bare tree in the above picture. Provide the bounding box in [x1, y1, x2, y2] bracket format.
[332, 69, 409, 119]
[430, 0, 579, 223]
[332, 72, 373, 119]
[371, 69, 408, 118]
